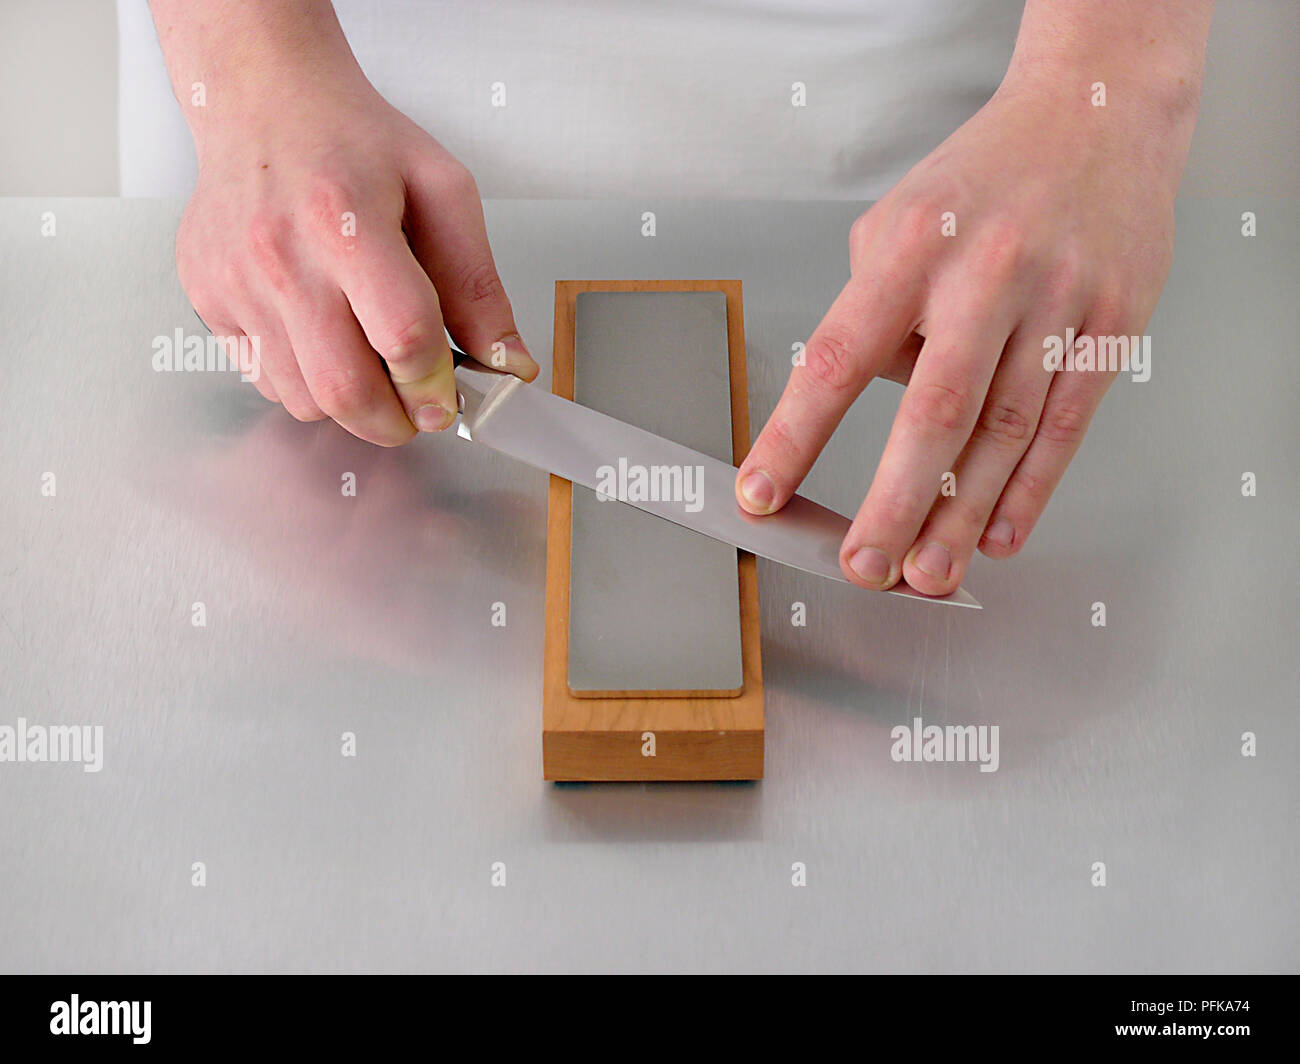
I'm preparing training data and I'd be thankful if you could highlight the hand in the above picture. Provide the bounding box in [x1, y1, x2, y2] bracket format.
[736, 44, 1203, 595]
[164, 3, 536, 445]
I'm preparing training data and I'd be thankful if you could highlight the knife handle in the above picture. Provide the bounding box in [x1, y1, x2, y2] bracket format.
[450, 344, 516, 424]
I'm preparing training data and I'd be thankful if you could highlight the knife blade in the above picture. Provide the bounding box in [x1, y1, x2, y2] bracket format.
[452, 355, 981, 609]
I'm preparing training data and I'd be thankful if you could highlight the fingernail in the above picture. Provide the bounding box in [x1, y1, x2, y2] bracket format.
[984, 518, 1014, 548]
[739, 470, 776, 513]
[494, 333, 539, 379]
[848, 547, 892, 586]
[914, 542, 951, 580]
[414, 404, 455, 432]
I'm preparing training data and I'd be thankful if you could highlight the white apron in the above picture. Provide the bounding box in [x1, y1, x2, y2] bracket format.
[117, 0, 1022, 199]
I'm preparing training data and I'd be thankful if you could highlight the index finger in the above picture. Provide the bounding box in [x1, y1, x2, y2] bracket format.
[735, 269, 920, 515]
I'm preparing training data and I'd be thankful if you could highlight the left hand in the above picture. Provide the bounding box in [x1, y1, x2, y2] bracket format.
[735, 65, 1198, 595]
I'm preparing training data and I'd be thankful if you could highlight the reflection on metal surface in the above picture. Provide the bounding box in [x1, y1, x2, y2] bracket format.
[140, 398, 546, 675]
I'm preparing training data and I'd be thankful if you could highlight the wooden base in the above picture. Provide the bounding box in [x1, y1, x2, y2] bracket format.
[543, 280, 764, 781]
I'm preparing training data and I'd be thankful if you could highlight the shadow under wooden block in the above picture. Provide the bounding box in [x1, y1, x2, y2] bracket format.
[543, 280, 764, 782]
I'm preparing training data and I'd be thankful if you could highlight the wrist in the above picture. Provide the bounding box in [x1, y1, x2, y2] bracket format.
[151, 0, 375, 163]
[187, 56, 377, 167]
[999, 0, 1209, 136]
[995, 31, 1206, 198]
[1001, 46, 1203, 139]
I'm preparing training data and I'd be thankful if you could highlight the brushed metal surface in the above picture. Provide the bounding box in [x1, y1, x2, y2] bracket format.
[569, 290, 742, 694]
[0, 199, 1296, 973]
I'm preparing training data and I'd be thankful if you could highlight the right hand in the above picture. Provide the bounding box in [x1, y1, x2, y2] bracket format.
[177, 75, 537, 445]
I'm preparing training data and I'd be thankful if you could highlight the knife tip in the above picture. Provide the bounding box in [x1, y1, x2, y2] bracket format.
[886, 581, 982, 610]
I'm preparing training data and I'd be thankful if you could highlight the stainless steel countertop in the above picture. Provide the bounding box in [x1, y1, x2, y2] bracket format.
[1, 198, 1296, 972]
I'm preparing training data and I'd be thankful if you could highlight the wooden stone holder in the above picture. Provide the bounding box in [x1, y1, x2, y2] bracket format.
[542, 279, 764, 781]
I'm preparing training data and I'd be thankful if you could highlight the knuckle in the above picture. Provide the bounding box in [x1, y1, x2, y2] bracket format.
[945, 495, 986, 532]
[1088, 289, 1134, 336]
[1037, 401, 1091, 446]
[870, 484, 925, 532]
[980, 526, 1024, 558]
[940, 486, 995, 533]
[848, 210, 880, 261]
[1041, 250, 1085, 310]
[381, 317, 439, 362]
[304, 175, 357, 234]
[245, 210, 296, 286]
[441, 162, 480, 201]
[903, 379, 977, 436]
[1007, 464, 1052, 507]
[310, 367, 374, 420]
[973, 219, 1030, 281]
[998, 537, 1026, 557]
[801, 328, 862, 394]
[419, 159, 479, 204]
[973, 395, 1037, 447]
[887, 193, 945, 252]
[757, 416, 801, 460]
[452, 259, 505, 306]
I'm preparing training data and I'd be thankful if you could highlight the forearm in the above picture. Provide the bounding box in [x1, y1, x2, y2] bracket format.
[148, 0, 370, 155]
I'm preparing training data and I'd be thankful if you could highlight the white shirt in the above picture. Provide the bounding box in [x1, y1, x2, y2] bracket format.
[117, 0, 1022, 199]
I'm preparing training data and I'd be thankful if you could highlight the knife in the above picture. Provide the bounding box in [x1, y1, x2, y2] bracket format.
[451, 352, 981, 609]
